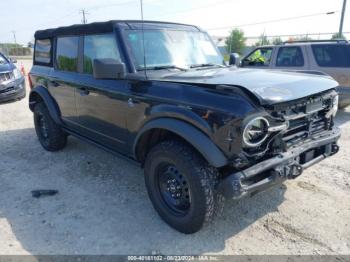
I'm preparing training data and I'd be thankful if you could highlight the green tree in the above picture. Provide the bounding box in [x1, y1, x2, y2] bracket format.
[331, 33, 347, 40]
[57, 56, 77, 72]
[272, 37, 283, 45]
[253, 34, 270, 47]
[225, 28, 246, 55]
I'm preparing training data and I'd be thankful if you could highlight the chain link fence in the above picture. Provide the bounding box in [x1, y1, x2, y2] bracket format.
[0, 44, 32, 56]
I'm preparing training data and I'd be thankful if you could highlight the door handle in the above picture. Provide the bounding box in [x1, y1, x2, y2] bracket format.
[78, 87, 90, 96]
[51, 81, 60, 87]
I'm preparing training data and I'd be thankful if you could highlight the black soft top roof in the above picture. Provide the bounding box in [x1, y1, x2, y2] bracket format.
[34, 20, 200, 39]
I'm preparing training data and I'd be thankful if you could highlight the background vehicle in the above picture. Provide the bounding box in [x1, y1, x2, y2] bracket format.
[29, 21, 340, 234]
[0, 52, 26, 103]
[237, 40, 350, 108]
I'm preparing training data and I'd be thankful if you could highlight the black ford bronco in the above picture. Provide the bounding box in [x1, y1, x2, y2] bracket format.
[29, 20, 340, 234]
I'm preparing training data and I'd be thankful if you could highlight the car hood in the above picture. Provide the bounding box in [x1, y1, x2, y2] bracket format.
[157, 67, 338, 105]
[0, 63, 14, 73]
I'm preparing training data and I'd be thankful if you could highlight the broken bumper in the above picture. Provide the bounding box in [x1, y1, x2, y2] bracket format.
[0, 77, 26, 103]
[218, 128, 341, 200]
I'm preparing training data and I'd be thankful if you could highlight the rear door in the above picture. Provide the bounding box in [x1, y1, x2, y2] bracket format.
[74, 33, 130, 152]
[49, 36, 79, 126]
[309, 44, 350, 87]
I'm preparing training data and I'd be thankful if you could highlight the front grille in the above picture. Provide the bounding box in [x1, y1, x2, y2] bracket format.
[0, 86, 15, 94]
[0, 72, 14, 83]
[282, 110, 330, 148]
[267, 90, 337, 150]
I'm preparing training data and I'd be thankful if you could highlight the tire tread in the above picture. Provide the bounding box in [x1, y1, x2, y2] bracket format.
[34, 102, 67, 151]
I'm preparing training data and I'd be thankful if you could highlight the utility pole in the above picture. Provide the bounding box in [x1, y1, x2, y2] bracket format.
[339, 0, 347, 37]
[261, 29, 266, 46]
[11, 31, 17, 56]
[80, 9, 88, 24]
[11, 31, 17, 44]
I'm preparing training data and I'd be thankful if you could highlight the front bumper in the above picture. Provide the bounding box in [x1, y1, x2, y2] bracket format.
[0, 77, 26, 103]
[218, 128, 341, 200]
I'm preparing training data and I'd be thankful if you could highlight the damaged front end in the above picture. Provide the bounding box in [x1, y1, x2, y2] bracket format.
[218, 90, 341, 200]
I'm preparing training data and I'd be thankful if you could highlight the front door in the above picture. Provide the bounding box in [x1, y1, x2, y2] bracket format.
[241, 47, 274, 69]
[75, 33, 130, 152]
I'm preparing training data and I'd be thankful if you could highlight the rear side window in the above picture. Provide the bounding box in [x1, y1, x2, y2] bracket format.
[34, 39, 52, 64]
[56, 37, 79, 72]
[312, 44, 350, 67]
[83, 34, 121, 74]
[276, 46, 304, 67]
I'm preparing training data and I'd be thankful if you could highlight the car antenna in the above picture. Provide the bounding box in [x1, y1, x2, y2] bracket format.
[140, 0, 148, 79]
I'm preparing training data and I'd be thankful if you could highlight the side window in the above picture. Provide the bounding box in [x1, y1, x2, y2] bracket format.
[34, 39, 52, 64]
[56, 37, 79, 72]
[312, 44, 350, 67]
[276, 47, 304, 67]
[83, 34, 121, 74]
[244, 48, 273, 66]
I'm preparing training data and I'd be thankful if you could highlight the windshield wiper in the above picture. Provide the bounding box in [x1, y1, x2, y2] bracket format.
[190, 63, 226, 69]
[138, 65, 188, 71]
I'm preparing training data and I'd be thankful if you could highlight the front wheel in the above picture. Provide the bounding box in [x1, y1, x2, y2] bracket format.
[144, 140, 221, 234]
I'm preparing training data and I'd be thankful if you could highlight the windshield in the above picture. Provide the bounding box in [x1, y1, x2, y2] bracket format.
[0, 54, 8, 65]
[124, 29, 224, 70]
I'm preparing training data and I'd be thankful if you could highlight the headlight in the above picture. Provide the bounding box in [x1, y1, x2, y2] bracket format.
[243, 117, 269, 147]
[13, 68, 22, 80]
[326, 95, 339, 118]
[332, 95, 339, 117]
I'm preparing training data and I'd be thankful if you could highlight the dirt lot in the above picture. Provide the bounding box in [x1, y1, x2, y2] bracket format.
[0, 60, 349, 255]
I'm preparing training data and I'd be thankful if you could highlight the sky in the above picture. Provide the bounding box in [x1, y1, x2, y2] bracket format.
[0, 0, 348, 45]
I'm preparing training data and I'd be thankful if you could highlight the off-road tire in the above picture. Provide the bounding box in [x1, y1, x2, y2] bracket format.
[34, 102, 67, 151]
[144, 140, 221, 234]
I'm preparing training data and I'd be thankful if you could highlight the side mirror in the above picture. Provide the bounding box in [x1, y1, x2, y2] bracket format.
[229, 53, 240, 67]
[93, 58, 126, 79]
[10, 58, 17, 64]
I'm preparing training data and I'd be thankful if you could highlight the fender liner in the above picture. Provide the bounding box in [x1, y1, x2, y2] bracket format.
[29, 86, 63, 125]
[134, 118, 228, 168]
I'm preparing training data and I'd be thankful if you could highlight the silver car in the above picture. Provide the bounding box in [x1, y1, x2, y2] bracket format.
[238, 40, 350, 108]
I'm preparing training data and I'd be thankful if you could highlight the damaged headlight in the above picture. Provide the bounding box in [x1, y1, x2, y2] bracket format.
[326, 95, 339, 118]
[13, 68, 22, 80]
[243, 117, 269, 147]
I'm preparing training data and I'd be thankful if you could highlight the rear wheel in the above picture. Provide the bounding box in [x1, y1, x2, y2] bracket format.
[144, 140, 221, 234]
[34, 102, 67, 151]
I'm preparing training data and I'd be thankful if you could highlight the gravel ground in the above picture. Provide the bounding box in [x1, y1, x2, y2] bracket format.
[0, 60, 349, 255]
